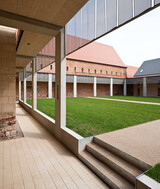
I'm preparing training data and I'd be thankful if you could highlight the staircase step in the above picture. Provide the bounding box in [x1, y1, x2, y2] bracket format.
[86, 142, 142, 184]
[79, 151, 134, 189]
[94, 137, 151, 171]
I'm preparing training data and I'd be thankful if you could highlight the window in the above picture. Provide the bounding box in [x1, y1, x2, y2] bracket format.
[158, 88, 160, 96]
[67, 66, 69, 71]
[95, 69, 96, 74]
[50, 65, 52, 70]
[111, 71, 113, 75]
[82, 68, 84, 73]
[40, 64, 43, 69]
[116, 72, 117, 75]
[74, 67, 76, 72]
[100, 70, 102, 74]
[106, 71, 108, 75]
[30, 63, 32, 68]
[88, 69, 90, 73]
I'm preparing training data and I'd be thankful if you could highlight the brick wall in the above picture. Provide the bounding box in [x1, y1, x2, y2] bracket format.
[97, 84, 110, 96]
[77, 83, 93, 97]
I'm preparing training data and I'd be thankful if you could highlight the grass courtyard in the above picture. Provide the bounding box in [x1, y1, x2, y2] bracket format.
[27, 97, 160, 137]
[97, 96, 160, 103]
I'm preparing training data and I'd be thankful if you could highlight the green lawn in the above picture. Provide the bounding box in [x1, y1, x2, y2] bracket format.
[97, 96, 160, 103]
[145, 164, 160, 183]
[27, 98, 160, 137]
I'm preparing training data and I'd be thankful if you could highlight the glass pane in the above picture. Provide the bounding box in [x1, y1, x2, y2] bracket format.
[135, 0, 152, 16]
[106, 0, 117, 31]
[118, 0, 133, 25]
[155, 0, 160, 5]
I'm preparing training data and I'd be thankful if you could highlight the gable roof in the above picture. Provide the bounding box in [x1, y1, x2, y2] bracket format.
[126, 65, 139, 78]
[134, 58, 160, 77]
[67, 42, 126, 68]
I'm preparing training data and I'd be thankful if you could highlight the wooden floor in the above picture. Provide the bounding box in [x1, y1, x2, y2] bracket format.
[0, 104, 108, 189]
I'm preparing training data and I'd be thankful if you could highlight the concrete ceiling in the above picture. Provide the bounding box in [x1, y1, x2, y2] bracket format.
[0, 0, 88, 72]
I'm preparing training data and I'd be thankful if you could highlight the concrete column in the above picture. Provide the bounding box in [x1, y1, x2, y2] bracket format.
[143, 77, 147, 97]
[23, 67, 26, 103]
[48, 73, 52, 98]
[123, 78, 127, 96]
[19, 72, 21, 101]
[73, 75, 77, 97]
[93, 77, 97, 97]
[32, 58, 37, 110]
[55, 29, 66, 129]
[110, 78, 113, 96]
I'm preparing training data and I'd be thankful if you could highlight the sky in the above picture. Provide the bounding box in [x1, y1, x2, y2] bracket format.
[97, 6, 160, 68]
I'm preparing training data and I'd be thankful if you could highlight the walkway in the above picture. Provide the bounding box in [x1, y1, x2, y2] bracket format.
[88, 97, 160, 106]
[0, 104, 108, 189]
[96, 119, 160, 166]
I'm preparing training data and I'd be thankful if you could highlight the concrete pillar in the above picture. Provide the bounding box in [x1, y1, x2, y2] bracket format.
[73, 75, 77, 97]
[48, 73, 52, 98]
[23, 68, 26, 103]
[32, 58, 37, 110]
[55, 29, 66, 129]
[19, 72, 21, 101]
[143, 77, 147, 97]
[93, 77, 97, 97]
[123, 78, 127, 96]
[110, 78, 113, 96]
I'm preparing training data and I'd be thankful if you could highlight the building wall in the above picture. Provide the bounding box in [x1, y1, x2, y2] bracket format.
[77, 83, 93, 97]
[97, 84, 110, 96]
[0, 30, 16, 119]
[66, 83, 73, 97]
[133, 84, 143, 96]
[147, 84, 160, 97]
[113, 85, 123, 96]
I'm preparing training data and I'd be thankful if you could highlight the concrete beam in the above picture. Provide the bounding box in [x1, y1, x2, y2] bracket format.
[48, 74, 52, 98]
[93, 77, 97, 97]
[143, 77, 147, 97]
[0, 10, 62, 36]
[110, 78, 113, 96]
[16, 54, 34, 60]
[32, 58, 37, 110]
[23, 67, 26, 103]
[73, 75, 77, 97]
[55, 29, 66, 131]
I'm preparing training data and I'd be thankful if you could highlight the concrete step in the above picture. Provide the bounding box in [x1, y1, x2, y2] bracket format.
[86, 142, 142, 185]
[79, 151, 134, 189]
[94, 137, 151, 171]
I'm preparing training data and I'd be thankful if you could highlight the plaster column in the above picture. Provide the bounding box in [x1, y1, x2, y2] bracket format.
[143, 77, 147, 97]
[55, 29, 66, 129]
[110, 78, 113, 96]
[123, 78, 127, 96]
[73, 75, 77, 97]
[19, 72, 21, 101]
[32, 58, 37, 110]
[48, 73, 52, 98]
[93, 76, 97, 97]
[23, 67, 26, 103]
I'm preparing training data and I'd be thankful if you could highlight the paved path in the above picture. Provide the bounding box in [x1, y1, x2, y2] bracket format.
[96, 119, 160, 166]
[88, 97, 160, 106]
[0, 104, 108, 189]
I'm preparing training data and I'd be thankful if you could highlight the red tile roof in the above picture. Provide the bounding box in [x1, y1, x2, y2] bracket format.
[126, 65, 139, 78]
[67, 42, 127, 68]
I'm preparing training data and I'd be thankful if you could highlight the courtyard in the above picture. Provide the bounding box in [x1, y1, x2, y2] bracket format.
[27, 97, 160, 137]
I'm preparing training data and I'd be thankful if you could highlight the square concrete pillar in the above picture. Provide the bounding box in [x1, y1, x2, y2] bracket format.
[73, 75, 77, 97]
[110, 78, 113, 96]
[93, 77, 97, 97]
[19, 72, 21, 101]
[23, 68, 26, 103]
[143, 77, 147, 97]
[123, 78, 127, 96]
[55, 29, 66, 129]
[48, 73, 52, 98]
[32, 58, 37, 110]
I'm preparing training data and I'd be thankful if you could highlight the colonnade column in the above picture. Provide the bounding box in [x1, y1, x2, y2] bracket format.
[55, 29, 66, 129]
[143, 77, 147, 97]
[19, 72, 21, 101]
[93, 76, 97, 97]
[123, 78, 127, 96]
[110, 78, 113, 96]
[23, 67, 26, 103]
[48, 73, 52, 98]
[32, 57, 37, 110]
[73, 75, 77, 97]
